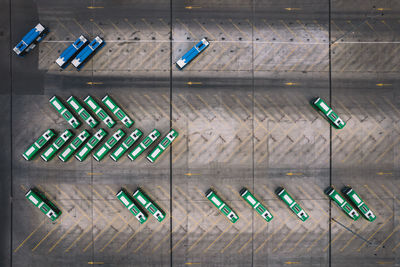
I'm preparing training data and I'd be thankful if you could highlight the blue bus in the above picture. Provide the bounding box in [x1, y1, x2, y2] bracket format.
[176, 38, 209, 69]
[13, 23, 48, 56]
[72, 36, 104, 69]
[56, 35, 88, 68]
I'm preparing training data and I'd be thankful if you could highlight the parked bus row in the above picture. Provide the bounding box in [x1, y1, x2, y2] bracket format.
[22, 127, 178, 163]
[13, 24, 104, 69]
[25, 185, 374, 224]
[14, 24, 212, 71]
[50, 95, 133, 129]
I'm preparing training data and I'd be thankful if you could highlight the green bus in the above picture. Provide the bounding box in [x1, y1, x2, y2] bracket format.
[22, 129, 55, 160]
[276, 187, 309, 221]
[312, 97, 346, 129]
[67, 96, 98, 128]
[206, 189, 239, 223]
[49, 96, 80, 128]
[84, 95, 115, 128]
[240, 187, 273, 222]
[133, 188, 166, 222]
[325, 186, 360, 221]
[128, 129, 160, 161]
[342, 187, 376, 221]
[93, 129, 125, 161]
[147, 129, 179, 163]
[41, 129, 73, 161]
[102, 95, 134, 128]
[59, 130, 90, 162]
[110, 129, 142, 161]
[26, 189, 61, 221]
[75, 129, 107, 161]
[116, 189, 147, 224]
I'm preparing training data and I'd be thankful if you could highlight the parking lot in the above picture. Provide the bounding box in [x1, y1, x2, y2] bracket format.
[1, 0, 400, 266]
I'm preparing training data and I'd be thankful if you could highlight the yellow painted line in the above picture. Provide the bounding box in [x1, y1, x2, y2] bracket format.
[116, 224, 143, 252]
[143, 94, 170, 118]
[273, 45, 299, 71]
[339, 220, 369, 252]
[376, 83, 391, 87]
[203, 44, 229, 71]
[280, 20, 300, 41]
[20, 184, 27, 192]
[99, 223, 129, 252]
[377, 8, 391, 11]
[255, 43, 284, 71]
[88, 262, 104, 265]
[323, 220, 355, 252]
[289, 44, 316, 72]
[73, 18, 90, 37]
[86, 82, 103, 85]
[133, 43, 164, 70]
[185, 263, 201, 265]
[171, 219, 203, 252]
[229, 18, 251, 40]
[272, 222, 302, 252]
[193, 18, 216, 40]
[134, 217, 169, 253]
[220, 220, 252, 253]
[187, 81, 202, 85]
[83, 216, 119, 252]
[32, 218, 65, 251]
[184, 173, 201, 176]
[87, 6, 104, 9]
[296, 20, 317, 41]
[285, 262, 300, 265]
[109, 19, 127, 39]
[376, 172, 393, 175]
[255, 216, 291, 254]
[357, 214, 394, 251]
[203, 223, 233, 253]
[87, 172, 103, 175]
[286, 172, 303, 176]
[392, 241, 400, 252]
[357, 131, 391, 163]
[215, 22, 234, 41]
[49, 217, 83, 252]
[185, 6, 201, 9]
[306, 46, 328, 71]
[263, 19, 283, 40]
[375, 225, 400, 251]
[175, 186, 207, 217]
[331, 20, 344, 35]
[289, 217, 323, 252]
[284, 8, 301, 11]
[176, 18, 197, 39]
[124, 18, 139, 31]
[14, 220, 45, 252]
[364, 184, 392, 212]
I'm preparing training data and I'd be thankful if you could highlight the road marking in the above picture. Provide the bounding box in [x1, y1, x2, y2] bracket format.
[285, 262, 300, 265]
[88, 262, 104, 265]
[203, 223, 233, 253]
[187, 81, 202, 85]
[376, 172, 393, 175]
[14, 220, 45, 252]
[184, 173, 201, 176]
[185, 6, 201, 9]
[284, 8, 301, 11]
[286, 172, 303, 176]
[87, 6, 104, 9]
[376, 83, 392, 87]
[86, 82, 103, 85]
[357, 214, 394, 251]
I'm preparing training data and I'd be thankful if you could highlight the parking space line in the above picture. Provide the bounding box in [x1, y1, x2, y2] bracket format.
[14, 220, 45, 253]
[255, 43, 284, 71]
[364, 185, 392, 212]
[65, 217, 101, 252]
[263, 19, 283, 41]
[220, 220, 252, 253]
[392, 241, 400, 252]
[171, 218, 204, 253]
[254, 215, 291, 254]
[176, 18, 197, 39]
[32, 217, 66, 251]
[143, 94, 169, 118]
[115, 223, 144, 252]
[142, 18, 164, 38]
[73, 186, 107, 220]
[280, 20, 300, 41]
[376, 225, 400, 251]
[56, 18, 76, 39]
[375, 135, 400, 163]
[357, 214, 394, 251]
[215, 22, 234, 41]
[193, 19, 216, 40]
[357, 131, 390, 163]
[289, 217, 323, 252]
[203, 44, 230, 71]
[152, 217, 187, 253]
[305, 46, 328, 71]
[73, 18, 90, 37]
[99, 219, 134, 252]
[83, 217, 119, 252]
[229, 18, 251, 40]
[341, 124, 380, 163]
[133, 43, 164, 71]
[324, 219, 356, 252]
[220, 45, 248, 71]
[176, 186, 207, 217]
[133, 216, 169, 253]
[339, 220, 369, 252]
[49, 217, 83, 252]
[203, 223, 234, 253]
[297, 186, 328, 216]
